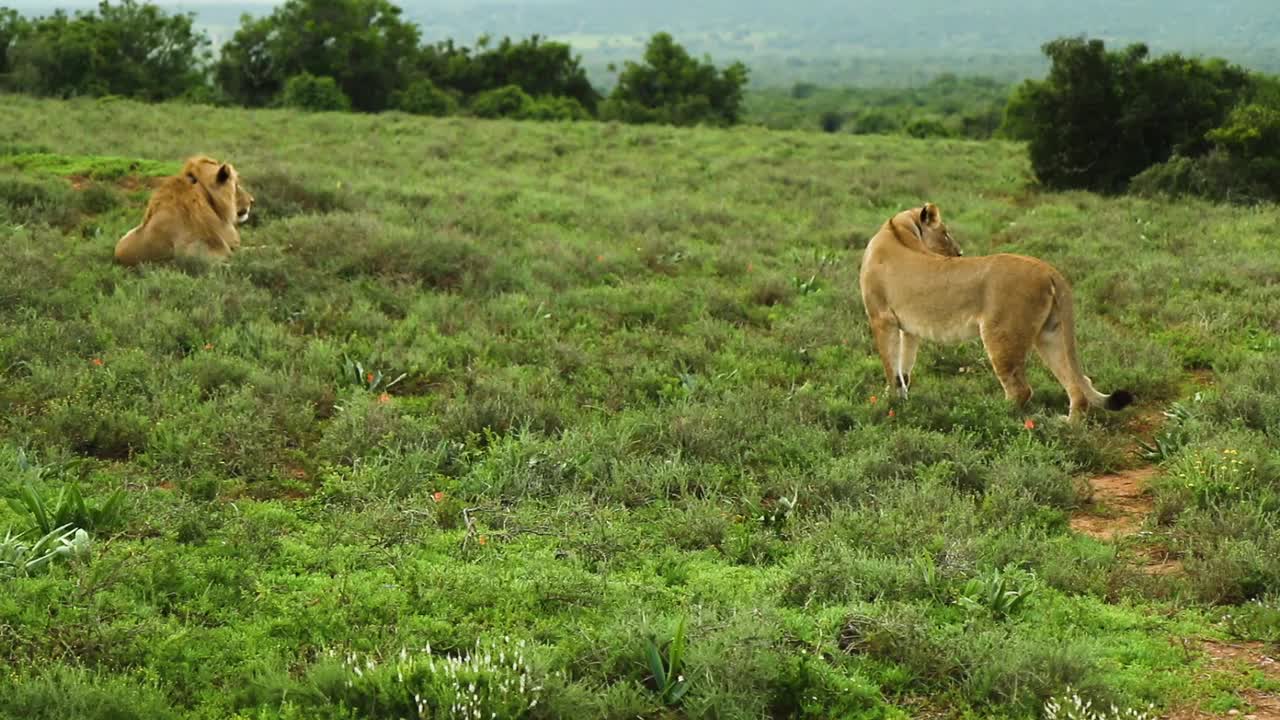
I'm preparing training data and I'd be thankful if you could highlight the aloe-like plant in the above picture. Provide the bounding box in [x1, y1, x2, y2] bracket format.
[956, 568, 1034, 620]
[0, 524, 90, 577]
[1135, 401, 1196, 463]
[645, 616, 690, 706]
[342, 354, 407, 393]
[7, 481, 125, 534]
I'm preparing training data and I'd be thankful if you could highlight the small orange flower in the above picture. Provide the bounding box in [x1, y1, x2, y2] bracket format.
[888, 409, 896, 418]
[433, 491, 445, 502]
[366, 372, 375, 383]
[203, 343, 213, 350]
[91, 358, 103, 367]
[377, 392, 391, 404]
[869, 395, 878, 404]
[596, 255, 604, 262]
[1024, 419, 1036, 430]
[477, 535, 488, 546]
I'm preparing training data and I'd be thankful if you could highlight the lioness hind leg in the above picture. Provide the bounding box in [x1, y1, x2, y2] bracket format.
[113, 226, 144, 265]
[1035, 329, 1090, 421]
[898, 331, 921, 397]
[980, 324, 1033, 408]
[869, 316, 904, 395]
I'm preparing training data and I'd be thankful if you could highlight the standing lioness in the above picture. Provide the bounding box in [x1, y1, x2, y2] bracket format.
[858, 203, 1133, 421]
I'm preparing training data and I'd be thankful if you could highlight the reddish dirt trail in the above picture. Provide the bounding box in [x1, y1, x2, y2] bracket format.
[1169, 640, 1280, 720]
[1070, 372, 1280, 719]
[1070, 466, 1159, 541]
[1069, 404, 1178, 574]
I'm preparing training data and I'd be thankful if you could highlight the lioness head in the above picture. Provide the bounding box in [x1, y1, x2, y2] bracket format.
[235, 180, 254, 224]
[184, 156, 251, 224]
[918, 202, 963, 257]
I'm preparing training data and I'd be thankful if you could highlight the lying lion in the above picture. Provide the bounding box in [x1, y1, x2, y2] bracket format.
[114, 155, 254, 266]
[859, 203, 1133, 421]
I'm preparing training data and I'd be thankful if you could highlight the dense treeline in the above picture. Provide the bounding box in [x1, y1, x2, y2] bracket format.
[1003, 37, 1280, 202]
[0, 0, 747, 127]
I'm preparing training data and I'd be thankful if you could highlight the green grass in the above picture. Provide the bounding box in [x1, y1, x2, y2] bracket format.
[1, 92, 1279, 719]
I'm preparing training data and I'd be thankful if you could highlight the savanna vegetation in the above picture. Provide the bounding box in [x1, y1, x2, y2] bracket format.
[1, 90, 1279, 719]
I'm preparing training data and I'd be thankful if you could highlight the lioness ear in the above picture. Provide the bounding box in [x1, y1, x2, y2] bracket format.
[186, 173, 198, 184]
[216, 164, 231, 184]
[920, 202, 940, 226]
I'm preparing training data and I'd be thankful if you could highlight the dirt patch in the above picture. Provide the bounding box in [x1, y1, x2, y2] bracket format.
[1167, 641, 1280, 719]
[1133, 544, 1185, 576]
[1202, 641, 1280, 678]
[1071, 467, 1158, 540]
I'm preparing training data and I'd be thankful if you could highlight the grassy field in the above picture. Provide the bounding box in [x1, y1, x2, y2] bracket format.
[1, 93, 1279, 719]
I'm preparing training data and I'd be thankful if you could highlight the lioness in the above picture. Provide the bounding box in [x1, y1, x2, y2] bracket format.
[858, 203, 1133, 421]
[114, 155, 254, 266]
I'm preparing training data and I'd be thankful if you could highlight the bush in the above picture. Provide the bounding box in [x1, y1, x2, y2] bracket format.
[905, 117, 951, 139]
[468, 84, 534, 119]
[525, 95, 591, 121]
[280, 73, 351, 112]
[1131, 103, 1280, 203]
[393, 77, 457, 116]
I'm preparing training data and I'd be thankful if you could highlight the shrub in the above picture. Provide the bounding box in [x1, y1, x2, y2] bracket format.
[468, 84, 534, 119]
[280, 73, 351, 112]
[394, 77, 457, 116]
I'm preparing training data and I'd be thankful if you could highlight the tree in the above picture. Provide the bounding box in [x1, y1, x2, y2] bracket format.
[1014, 36, 1255, 193]
[216, 0, 421, 112]
[0, 8, 26, 81]
[5, 0, 209, 100]
[1205, 103, 1280, 199]
[213, 15, 279, 109]
[601, 32, 749, 127]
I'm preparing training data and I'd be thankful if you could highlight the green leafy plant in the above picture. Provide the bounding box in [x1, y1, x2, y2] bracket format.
[645, 616, 690, 706]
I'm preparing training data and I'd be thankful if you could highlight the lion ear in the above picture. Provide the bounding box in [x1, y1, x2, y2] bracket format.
[920, 202, 940, 226]
[216, 164, 231, 184]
